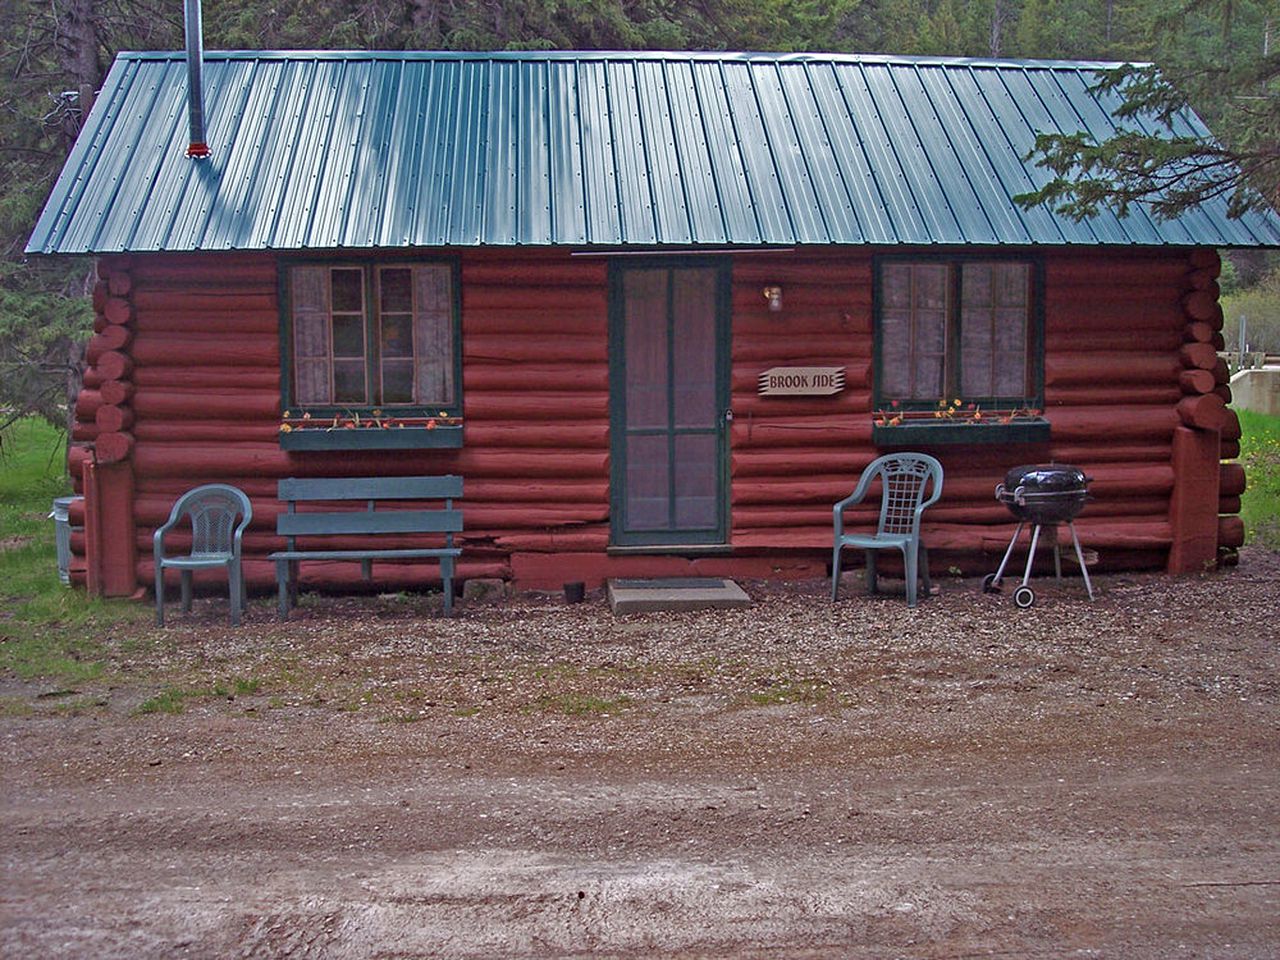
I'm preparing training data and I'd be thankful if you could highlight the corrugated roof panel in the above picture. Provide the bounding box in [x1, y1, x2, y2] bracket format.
[860, 63, 966, 243]
[979, 67, 1096, 244]
[804, 63, 894, 244]
[954, 67, 1070, 244]
[774, 63, 861, 243]
[202, 59, 285, 249]
[485, 60, 523, 245]
[575, 59, 623, 246]
[916, 65, 1031, 244]
[100, 63, 186, 251]
[63, 59, 167, 252]
[516, 60, 551, 244]
[894, 64, 1001, 244]
[546, 61, 587, 244]
[1020, 66, 1138, 246]
[636, 60, 692, 244]
[606, 60, 659, 244]
[721, 61, 794, 244]
[751, 62, 829, 243]
[1050, 68, 1171, 245]
[662, 61, 728, 244]
[690, 61, 760, 245]
[28, 50, 1280, 254]
[342, 59, 404, 248]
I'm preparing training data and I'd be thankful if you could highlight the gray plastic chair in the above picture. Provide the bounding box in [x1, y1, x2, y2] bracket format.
[154, 484, 252, 626]
[832, 453, 943, 608]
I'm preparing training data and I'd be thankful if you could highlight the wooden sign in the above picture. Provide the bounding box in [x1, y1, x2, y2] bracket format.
[757, 366, 846, 397]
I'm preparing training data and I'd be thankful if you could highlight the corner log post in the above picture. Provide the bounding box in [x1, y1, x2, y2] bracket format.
[1168, 247, 1239, 573]
[73, 257, 138, 595]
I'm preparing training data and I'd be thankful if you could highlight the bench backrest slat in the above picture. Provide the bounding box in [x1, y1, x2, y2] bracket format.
[277, 510, 462, 537]
[278, 475, 463, 502]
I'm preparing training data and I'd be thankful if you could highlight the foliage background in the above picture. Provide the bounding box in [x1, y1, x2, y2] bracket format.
[0, 0, 1276, 440]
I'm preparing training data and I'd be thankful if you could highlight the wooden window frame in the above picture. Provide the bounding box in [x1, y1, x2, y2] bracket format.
[872, 253, 1047, 446]
[278, 257, 463, 451]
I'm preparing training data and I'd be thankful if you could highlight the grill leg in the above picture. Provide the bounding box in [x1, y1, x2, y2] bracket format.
[1067, 522, 1095, 600]
[990, 522, 1025, 586]
[1021, 525, 1042, 588]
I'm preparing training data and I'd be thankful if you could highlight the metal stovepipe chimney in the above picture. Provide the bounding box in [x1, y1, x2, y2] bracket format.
[184, 0, 209, 158]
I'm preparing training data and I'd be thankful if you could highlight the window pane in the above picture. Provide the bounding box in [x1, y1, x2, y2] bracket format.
[333, 315, 365, 357]
[333, 360, 367, 403]
[382, 361, 414, 404]
[381, 314, 413, 358]
[331, 269, 363, 312]
[380, 268, 412, 313]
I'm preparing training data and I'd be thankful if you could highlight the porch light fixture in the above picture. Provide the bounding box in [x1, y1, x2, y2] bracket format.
[762, 285, 783, 312]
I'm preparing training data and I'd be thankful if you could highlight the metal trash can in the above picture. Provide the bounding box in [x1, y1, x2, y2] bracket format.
[50, 496, 80, 586]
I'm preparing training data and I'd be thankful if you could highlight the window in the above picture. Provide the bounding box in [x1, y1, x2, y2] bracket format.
[873, 257, 1045, 444]
[286, 262, 459, 411]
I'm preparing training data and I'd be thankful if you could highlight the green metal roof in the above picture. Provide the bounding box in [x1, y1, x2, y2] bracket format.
[27, 50, 1280, 254]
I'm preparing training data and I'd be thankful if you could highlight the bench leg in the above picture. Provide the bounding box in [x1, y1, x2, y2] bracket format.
[276, 559, 290, 620]
[155, 565, 165, 627]
[181, 570, 193, 613]
[441, 557, 454, 617]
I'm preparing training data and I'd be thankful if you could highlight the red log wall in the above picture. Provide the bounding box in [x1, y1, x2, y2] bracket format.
[67, 246, 1236, 594]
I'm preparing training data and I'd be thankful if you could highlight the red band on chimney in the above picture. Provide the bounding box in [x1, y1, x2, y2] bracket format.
[186, 142, 210, 159]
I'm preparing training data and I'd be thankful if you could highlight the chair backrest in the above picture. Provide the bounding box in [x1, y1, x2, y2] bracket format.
[868, 453, 943, 536]
[168, 484, 253, 555]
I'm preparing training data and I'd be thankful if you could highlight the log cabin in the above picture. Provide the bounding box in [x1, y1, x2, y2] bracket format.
[26, 48, 1280, 598]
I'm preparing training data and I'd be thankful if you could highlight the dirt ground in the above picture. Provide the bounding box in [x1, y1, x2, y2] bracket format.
[2, 552, 1279, 959]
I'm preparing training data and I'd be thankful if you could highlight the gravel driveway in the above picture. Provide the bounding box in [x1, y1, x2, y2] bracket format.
[3, 551, 1279, 958]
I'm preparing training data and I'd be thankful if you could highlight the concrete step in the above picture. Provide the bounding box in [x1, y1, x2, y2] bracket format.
[606, 577, 752, 614]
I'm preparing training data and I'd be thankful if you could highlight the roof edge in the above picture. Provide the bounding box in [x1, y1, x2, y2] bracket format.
[112, 49, 1151, 71]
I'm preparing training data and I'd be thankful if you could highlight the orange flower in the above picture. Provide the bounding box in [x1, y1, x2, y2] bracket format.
[279, 423, 293, 433]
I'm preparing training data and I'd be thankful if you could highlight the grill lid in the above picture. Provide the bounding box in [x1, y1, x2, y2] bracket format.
[1003, 463, 1089, 493]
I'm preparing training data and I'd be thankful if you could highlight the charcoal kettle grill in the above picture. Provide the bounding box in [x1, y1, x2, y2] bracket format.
[982, 463, 1095, 608]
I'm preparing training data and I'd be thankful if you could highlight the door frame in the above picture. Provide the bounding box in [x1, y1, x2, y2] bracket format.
[607, 256, 732, 548]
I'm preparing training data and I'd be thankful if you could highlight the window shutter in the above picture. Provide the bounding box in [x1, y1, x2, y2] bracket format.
[413, 265, 455, 405]
[291, 266, 332, 404]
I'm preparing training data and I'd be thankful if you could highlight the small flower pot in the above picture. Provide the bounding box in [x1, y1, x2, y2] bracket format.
[563, 581, 586, 604]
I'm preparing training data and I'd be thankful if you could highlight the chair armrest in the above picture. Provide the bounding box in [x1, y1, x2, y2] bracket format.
[912, 474, 945, 524]
[833, 468, 878, 535]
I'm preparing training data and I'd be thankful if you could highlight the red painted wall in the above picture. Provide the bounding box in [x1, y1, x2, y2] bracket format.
[67, 246, 1238, 594]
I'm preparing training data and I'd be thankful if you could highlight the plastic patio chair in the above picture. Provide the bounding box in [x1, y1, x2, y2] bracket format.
[154, 484, 252, 626]
[831, 453, 944, 608]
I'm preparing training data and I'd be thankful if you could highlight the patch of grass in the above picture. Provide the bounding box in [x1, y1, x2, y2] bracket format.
[746, 680, 833, 707]
[134, 675, 265, 715]
[531, 693, 633, 716]
[136, 688, 188, 715]
[1237, 408, 1280, 549]
[0, 696, 35, 717]
[0, 419, 145, 683]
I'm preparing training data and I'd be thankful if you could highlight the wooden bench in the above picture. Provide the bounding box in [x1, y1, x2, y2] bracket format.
[269, 476, 463, 619]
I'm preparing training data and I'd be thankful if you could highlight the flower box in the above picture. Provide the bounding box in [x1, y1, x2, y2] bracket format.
[279, 425, 463, 451]
[872, 418, 1050, 447]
